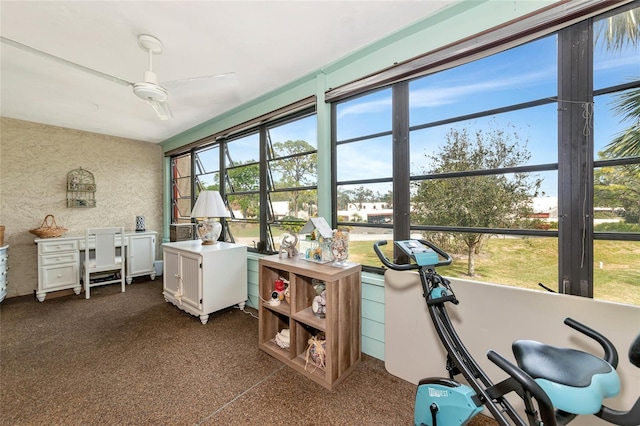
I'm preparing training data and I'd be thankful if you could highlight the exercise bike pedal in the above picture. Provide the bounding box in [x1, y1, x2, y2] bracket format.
[414, 377, 484, 426]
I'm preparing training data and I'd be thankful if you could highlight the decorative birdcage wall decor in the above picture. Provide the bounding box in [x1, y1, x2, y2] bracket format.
[66, 167, 96, 208]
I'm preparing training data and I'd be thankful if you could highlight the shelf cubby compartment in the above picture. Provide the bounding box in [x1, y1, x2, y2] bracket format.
[258, 308, 293, 361]
[292, 321, 327, 382]
[258, 254, 361, 390]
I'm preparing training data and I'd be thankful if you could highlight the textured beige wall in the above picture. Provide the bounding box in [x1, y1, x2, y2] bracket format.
[0, 117, 163, 298]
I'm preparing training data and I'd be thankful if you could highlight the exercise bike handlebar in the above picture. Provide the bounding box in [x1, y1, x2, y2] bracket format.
[373, 239, 453, 270]
[564, 317, 619, 368]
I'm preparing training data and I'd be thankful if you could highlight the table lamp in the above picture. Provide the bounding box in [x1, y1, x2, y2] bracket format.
[190, 190, 230, 245]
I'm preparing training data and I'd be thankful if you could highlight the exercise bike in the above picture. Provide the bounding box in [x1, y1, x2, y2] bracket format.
[374, 239, 558, 426]
[374, 239, 640, 426]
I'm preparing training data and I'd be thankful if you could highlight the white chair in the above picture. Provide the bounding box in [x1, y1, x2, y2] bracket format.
[83, 227, 125, 299]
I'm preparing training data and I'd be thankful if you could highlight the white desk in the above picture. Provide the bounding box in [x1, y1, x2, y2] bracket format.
[35, 231, 156, 302]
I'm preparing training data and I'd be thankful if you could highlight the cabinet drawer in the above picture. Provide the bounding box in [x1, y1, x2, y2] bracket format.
[39, 240, 78, 254]
[41, 252, 78, 266]
[41, 264, 77, 289]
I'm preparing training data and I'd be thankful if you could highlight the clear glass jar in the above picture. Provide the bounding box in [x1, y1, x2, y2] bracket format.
[331, 229, 349, 264]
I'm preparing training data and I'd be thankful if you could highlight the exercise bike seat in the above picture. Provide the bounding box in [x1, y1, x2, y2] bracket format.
[512, 339, 620, 415]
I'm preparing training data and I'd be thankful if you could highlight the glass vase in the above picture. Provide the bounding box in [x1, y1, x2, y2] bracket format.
[331, 229, 349, 265]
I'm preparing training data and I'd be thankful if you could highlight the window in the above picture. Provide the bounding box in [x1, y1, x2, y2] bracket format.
[225, 132, 260, 246]
[332, 3, 640, 305]
[171, 153, 192, 224]
[266, 114, 318, 249]
[171, 108, 317, 251]
[334, 89, 394, 266]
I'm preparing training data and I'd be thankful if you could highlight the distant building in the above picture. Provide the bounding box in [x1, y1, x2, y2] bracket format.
[338, 202, 393, 223]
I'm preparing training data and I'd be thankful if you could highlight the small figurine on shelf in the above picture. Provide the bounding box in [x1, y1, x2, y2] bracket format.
[275, 328, 290, 349]
[278, 233, 298, 258]
[312, 281, 326, 318]
[269, 278, 289, 307]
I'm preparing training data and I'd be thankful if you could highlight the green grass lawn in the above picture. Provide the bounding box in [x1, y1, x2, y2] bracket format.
[350, 237, 640, 306]
[228, 220, 639, 306]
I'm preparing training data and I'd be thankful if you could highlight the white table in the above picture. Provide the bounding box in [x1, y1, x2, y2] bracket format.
[35, 231, 156, 302]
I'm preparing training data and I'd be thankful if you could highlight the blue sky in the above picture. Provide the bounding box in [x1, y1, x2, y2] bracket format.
[335, 29, 639, 199]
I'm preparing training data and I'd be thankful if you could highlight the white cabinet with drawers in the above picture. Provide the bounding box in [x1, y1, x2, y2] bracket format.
[36, 239, 81, 302]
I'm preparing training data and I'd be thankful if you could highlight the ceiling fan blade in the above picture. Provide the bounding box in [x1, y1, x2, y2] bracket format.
[0, 36, 133, 87]
[146, 99, 173, 121]
[162, 71, 237, 87]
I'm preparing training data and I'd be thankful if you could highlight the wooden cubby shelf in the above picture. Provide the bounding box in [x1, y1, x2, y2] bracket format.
[258, 254, 361, 390]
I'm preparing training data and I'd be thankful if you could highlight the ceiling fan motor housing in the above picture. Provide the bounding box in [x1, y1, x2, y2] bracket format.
[133, 82, 168, 102]
[133, 70, 168, 101]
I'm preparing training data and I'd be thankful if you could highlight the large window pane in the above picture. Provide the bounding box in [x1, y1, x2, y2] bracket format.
[593, 8, 640, 91]
[270, 189, 318, 221]
[228, 193, 259, 220]
[194, 146, 220, 190]
[594, 164, 640, 233]
[269, 157, 317, 189]
[348, 226, 396, 267]
[226, 133, 259, 166]
[409, 35, 557, 126]
[337, 183, 393, 223]
[410, 106, 558, 177]
[336, 88, 392, 141]
[227, 164, 259, 192]
[337, 136, 392, 181]
[593, 240, 640, 305]
[227, 220, 260, 248]
[269, 115, 318, 151]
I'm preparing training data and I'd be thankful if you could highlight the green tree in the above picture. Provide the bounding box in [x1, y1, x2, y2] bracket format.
[601, 87, 640, 158]
[227, 161, 260, 218]
[272, 140, 317, 217]
[594, 163, 640, 224]
[412, 126, 541, 276]
[596, 7, 640, 158]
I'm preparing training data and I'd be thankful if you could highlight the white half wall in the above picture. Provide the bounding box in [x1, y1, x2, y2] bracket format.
[384, 269, 640, 425]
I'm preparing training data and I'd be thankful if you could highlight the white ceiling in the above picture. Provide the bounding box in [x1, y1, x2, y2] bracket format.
[0, 1, 454, 144]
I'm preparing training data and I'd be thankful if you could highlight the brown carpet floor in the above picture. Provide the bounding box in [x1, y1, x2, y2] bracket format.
[0, 279, 497, 425]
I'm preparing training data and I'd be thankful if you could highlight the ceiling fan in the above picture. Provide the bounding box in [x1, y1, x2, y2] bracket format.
[0, 34, 235, 121]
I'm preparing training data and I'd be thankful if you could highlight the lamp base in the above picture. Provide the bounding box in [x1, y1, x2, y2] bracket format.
[196, 220, 222, 245]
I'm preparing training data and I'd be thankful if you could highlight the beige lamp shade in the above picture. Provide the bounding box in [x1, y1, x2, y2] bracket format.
[190, 191, 230, 244]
